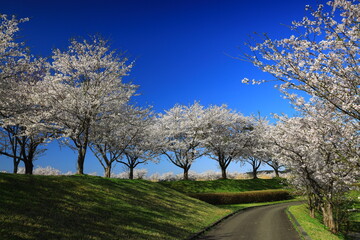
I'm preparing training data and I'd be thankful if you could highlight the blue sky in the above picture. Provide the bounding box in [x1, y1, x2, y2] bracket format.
[1, 0, 316, 176]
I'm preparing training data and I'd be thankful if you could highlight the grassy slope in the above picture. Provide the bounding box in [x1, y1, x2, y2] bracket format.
[159, 178, 287, 193]
[289, 188, 360, 240]
[0, 173, 230, 240]
[288, 204, 344, 240]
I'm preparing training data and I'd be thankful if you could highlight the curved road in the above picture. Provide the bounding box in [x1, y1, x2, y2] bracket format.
[197, 202, 302, 240]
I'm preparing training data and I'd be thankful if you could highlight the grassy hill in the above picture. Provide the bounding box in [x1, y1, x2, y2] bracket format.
[0, 173, 230, 240]
[159, 178, 287, 193]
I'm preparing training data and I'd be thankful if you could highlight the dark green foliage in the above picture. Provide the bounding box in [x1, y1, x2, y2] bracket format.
[159, 178, 287, 194]
[340, 189, 360, 233]
[189, 190, 293, 205]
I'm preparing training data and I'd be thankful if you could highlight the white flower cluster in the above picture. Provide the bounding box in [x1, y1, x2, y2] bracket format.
[245, 0, 360, 123]
[242, 1, 360, 232]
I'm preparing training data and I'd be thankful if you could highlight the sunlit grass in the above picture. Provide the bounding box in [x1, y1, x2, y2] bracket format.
[288, 204, 345, 240]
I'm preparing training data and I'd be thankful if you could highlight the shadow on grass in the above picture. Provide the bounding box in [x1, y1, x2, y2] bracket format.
[0, 173, 227, 240]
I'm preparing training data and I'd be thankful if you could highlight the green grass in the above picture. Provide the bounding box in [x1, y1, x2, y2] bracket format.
[0, 173, 230, 240]
[288, 204, 345, 240]
[346, 189, 360, 233]
[287, 188, 360, 240]
[159, 177, 287, 193]
[217, 197, 304, 212]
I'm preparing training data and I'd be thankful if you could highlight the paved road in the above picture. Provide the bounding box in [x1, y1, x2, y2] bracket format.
[197, 202, 302, 240]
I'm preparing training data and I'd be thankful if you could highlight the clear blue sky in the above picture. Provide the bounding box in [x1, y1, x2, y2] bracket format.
[0, 0, 317, 176]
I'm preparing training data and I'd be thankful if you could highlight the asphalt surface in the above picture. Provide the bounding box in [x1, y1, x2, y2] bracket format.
[197, 202, 302, 240]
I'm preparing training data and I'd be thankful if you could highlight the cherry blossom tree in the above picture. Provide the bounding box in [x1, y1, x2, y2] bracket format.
[0, 14, 27, 172]
[0, 49, 52, 174]
[4, 60, 53, 174]
[0, 14, 28, 92]
[239, 115, 271, 179]
[243, 0, 360, 123]
[0, 88, 52, 174]
[263, 157, 284, 178]
[154, 102, 207, 180]
[116, 110, 159, 180]
[241, 1, 359, 232]
[203, 105, 253, 179]
[42, 37, 137, 174]
[0, 14, 31, 127]
[243, 157, 263, 179]
[255, 124, 285, 177]
[88, 113, 126, 178]
[90, 106, 156, 178]
[271, 102, 359, 233]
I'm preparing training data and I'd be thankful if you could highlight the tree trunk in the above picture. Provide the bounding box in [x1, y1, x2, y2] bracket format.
[322, 202, 338, 233]
[105, 165, 111, 178]
[129, 167, 134, 180]
[252, 168, 258, 179]
[183, 168, 189, 180]
[308, 194, 316, 218]
[221, 167, 227, 179]
[24, 160, 33, 175]
[75, 121, 90, 175]
[309, 206, 316, 219]
[76, 146, 87, 175]
[274, 168, 280, 178]
[13, 158, 20, 174]
[19, 138, 34, 175]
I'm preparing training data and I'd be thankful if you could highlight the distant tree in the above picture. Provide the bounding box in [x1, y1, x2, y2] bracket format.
[90, 106, 156, 178]
[244, 156, 262, 179]
[263, 158, 284, 178]
[240, 115, 268, 179]
[203, 105, 253, 179]
[257, 124, 285, 178]
[154, 102, 207, 180]
[116, 109, 159, 180]
[89, 115, 125, 178]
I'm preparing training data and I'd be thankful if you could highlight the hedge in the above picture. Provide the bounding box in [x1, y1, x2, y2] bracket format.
[188, 190, 292, 205]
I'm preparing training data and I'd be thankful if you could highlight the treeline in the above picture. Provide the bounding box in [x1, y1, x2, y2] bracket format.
[242, 0, 360, 234]
[0, 14, 282, 181]
[1, 0, 360, 234]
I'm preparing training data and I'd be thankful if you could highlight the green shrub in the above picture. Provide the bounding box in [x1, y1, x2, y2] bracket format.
[159, 178, 287, 193]
[189, 190, 292, 205]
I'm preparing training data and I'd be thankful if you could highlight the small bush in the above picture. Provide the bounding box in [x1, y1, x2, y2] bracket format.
[189, 190, 292, 205]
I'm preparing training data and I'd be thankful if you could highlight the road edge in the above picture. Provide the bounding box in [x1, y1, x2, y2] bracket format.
[286, 207, 312, 240]
[186, 206, 256, 240]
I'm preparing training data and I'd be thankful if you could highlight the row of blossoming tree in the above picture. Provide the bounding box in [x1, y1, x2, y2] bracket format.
[0, 13, 280, 180]
[242, 0, 359, 233]
[0, 0, 359, 233]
